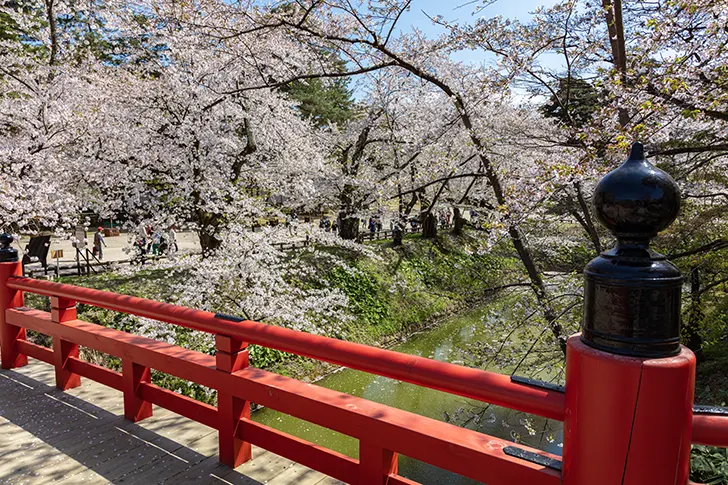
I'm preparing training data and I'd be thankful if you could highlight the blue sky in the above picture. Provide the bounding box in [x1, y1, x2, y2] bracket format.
[396, 0, 561, 65]
[350, 0, 564, 100]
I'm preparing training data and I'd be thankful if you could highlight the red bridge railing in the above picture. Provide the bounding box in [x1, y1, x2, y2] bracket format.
[1, 272, 566, 485]
[2, 261, 728, 484]
[1, 143, 727, 485]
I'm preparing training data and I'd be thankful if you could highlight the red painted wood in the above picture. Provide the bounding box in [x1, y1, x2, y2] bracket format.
[622, 348, 695, 485]
[562, 336, 696, 485]
[7, 277, 565, 420]
[6, 309, 218, 385]
[359, 442, 398, 485]
[50, 296, 77, 322]
[0, 263, 27, 369]
[693, 415, 728, 447]
[51, 296, 81, 390]
[216, 335, 251, 467]
[6, 308, 559, 485]
[123, 359, 153, 422]
[231, 367, 561, 485]
[138, 382, 218, 428]
[239, 418, 358, 484]
[52, 339, 81, 390]
[562, 336, 642, 485]
[4, 267, 724, 483]
[216, 334, 246, 353]
[16, 339, 53, 364]
[67, 357, 123, 391]
[215, 349, 249, 374]
[388, 476, 420, 485]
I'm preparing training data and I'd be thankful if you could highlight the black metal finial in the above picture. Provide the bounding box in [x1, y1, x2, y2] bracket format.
[592, 141, 681, 241]
[0, 234, 19, 263]
[582, 142, 683, 358]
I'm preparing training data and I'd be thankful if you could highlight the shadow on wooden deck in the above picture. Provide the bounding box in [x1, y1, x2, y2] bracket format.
[0, 360, 337, 485]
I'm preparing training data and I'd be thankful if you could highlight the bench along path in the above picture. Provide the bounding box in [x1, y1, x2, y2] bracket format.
[0, 359, 343, 485]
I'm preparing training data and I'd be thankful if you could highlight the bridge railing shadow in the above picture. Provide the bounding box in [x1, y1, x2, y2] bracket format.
[0, 363, 268, 484]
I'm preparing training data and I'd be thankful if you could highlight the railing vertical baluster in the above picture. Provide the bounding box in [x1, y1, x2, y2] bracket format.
[562, 143, 694, 485]
[50, 296, 81, 390]
[216, 334, 252, 467]
[122, 359, 153, 421]
[358, 442, 398, 485]
[0, 234, 27, 370]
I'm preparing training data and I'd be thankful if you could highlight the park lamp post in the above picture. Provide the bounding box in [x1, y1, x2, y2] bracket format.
[562, 142, 695, 485]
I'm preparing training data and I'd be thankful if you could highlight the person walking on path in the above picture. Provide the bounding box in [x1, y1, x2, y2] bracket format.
[93, 227, 106, 260]
[151, 229, 163, 255]
[167, 226, 178, 254]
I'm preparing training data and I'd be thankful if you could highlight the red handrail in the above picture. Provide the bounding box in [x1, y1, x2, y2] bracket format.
[4, 306, 562, 485]
[4, 271, 728, 484]
[7, 276, 566, 420]
[693, 414, 728, 448]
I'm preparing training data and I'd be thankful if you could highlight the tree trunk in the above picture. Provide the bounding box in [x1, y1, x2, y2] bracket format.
[198, 230, 222, 258]
[45, 0, 58, 66]
[684, 267, 705, 362]
[601, 0, 630, 127]
[338, 212, 359, 240]
[452, 206, 465, 236]
[195, 209, 224, 258]
[575, 182, 602, 253]
[422, 212, 437, 239]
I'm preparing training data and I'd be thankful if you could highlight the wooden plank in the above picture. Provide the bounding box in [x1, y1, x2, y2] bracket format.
[0, 393, 96, 445]
[128, 431, 222, 482]
[0, 372, 47, 408]
[0, 453, 86, 484]
[316, 477, 348, 485]
[62, 437, 180, 483]
[235, 448, 302, 481]
[7, 359, 57, 387]
[54, 412, 193, 483]
[0, 361, 329, 485]
[266, 463, 330, 485]
[135, 410, 216, 445]
[53, 468, 109, 485]
[60, 386, 126, 419]
[110, 448, 197, 483]
[0, 420, 44, 458]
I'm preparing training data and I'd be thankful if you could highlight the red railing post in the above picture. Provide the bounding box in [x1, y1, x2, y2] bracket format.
[0, 234, 27, 370]
[122, 359, 153, 421]
[562, 143, 695, 485]
[359, 443, 398, 485]
[216, 334, 252, 467]
[50, 296, 81, 390]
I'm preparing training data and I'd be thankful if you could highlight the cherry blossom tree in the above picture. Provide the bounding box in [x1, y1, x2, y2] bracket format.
[0, 0, 118, 233]
[225, 1, 580, 353]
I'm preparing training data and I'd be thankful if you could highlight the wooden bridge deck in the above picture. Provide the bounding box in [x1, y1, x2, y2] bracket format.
[0, 360, 343, 485]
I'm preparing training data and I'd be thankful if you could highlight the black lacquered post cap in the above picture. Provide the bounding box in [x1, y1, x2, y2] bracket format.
[592, 142, 681, 241]
[0, 234, 19, 263]
[582, 142, 683, 358]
